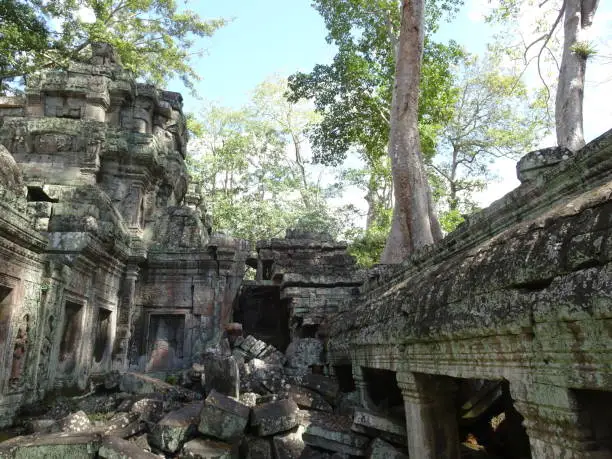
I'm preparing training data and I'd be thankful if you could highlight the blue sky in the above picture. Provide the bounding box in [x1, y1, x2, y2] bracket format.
[175, 0, 612, 207]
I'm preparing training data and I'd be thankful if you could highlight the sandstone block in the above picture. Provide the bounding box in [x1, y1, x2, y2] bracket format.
[130, 398, 164, 422]
[251, 399, 299, 436]
[59, 410, 92, 433]
[179, 438, 238, 458]
[285, 385, 332, 412]
[0, 431, 102, 458]
[99, 436, 159, 459]
[239, 436, 273, 459]
[148, 401, 203, 453]
[202, 353, 239, 398]
[302, 411, 369, 456]
[300, 374, 339, 404]
[272, 425, 306, 459]
[366, 438, 408, 459]
[198, 390, 249, 441]
[285, 338, 324, 370]
[351, 409, 407, 445]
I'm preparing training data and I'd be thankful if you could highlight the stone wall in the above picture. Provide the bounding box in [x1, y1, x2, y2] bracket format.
[0, 45, 248, 426]
[326, 129, 612, 458]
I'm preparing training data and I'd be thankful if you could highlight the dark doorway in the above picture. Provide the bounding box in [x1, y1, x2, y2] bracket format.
[59, 301, 83, 372]
[93, 308, 111, 363]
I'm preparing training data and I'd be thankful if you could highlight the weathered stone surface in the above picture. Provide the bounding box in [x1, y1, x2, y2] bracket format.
[25, 419, 59, 434]
[285, 338, 324, 370]
[58, 410, 92, 433]
[179, 438, 237, 459]
[284, 385, 332, 412]
[98, 436, 159, 459]
[0, 432, 102, 458]
[239, 436, 273, 459]
[202, 353, 239, 398]
[148, 401, 202, 453]
[238, 392, 258, 407]
[299, 374, 339, 404]
[351, 410, 406, 444]
[198, 390, 249, 441]
[272, 426, 306, 459]
[119, 372, 199, 402]
[301, 411, 369, 456]
[251, 398, 299, 436]
[130, 398, 164, 422]
[516, 146, 574, 183]
[366, 438, 408, 459]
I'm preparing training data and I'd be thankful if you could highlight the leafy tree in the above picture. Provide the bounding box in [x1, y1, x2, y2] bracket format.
[429, 53, 550, 232]
[188, 78, 346, 245]
[0, 0, 50, 91]
[0, 0, 226, 92]
[488, 0, 601, 151]
[287, 0, 462, 262]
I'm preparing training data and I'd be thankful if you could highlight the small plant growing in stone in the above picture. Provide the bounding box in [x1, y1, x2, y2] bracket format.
[571, 41, 597, 59]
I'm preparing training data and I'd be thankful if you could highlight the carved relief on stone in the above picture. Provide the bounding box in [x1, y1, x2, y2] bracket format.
[37, 315, 55, 386]
[35, 133, 74, 154]
[8, 315, 30, 390]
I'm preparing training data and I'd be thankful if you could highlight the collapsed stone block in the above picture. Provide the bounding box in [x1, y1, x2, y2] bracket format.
[148, 401, 203, 453]
[351, 409, 407, 445]
[130, 398, 164, 423]
[179, 438, 238, 459]
[285, 384, 332, 412]
[285, 338, 324, 370]
[250, 399, 299, 436]
[198, 390, 249, 441]
[58, 410, 92, 433]
[300, 374, 340, 404]
[366, 438, 408, 459]
[0, 432, 102, 458]
[238, 392, 258, 407]
[99, 436, 159, 459]
[202, 353, 240, 398]
[119, 372, 200, 403]
[302, 411, 370, 456]
[103, 412, 145, 439]
[272, 425, 306, 459]
[239, 436, 273, 459]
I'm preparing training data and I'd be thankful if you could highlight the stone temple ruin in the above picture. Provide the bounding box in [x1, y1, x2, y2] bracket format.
[0, 44, 611, 458]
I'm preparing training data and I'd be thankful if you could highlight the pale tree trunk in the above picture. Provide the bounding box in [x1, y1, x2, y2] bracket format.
[380, 0, 442, 264]
[555, 0, 599, 151]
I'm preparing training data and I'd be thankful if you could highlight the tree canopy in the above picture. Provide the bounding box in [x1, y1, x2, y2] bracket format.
[0, 0, 226, 92]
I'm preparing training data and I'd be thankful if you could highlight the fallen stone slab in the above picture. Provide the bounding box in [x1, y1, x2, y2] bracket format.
[298, 445, 334, 458]
[198, 390, 249, 441]
[98, 436, 159, 459]
[351, 410, 407, 445]
[119, 372, 200, 402]
[238, 392, 258, 407]
[0, 431, 102, 458]
[25, 419, 60, 434]
[179, 438, 238, 458]
[285, 385, 332, 412]
[272, 425, 306, 459]
[202, 353, 240, 398]
[299, 374, 339, 404]
[251, 399, 299, 436]
[285, 338, 324, 370]
[130, 398, 164, 423]
[58, 410, 92, 433]
[302, 411, 370, 456]
[148, 401, 203, 453]
[240, 435, 273, 459]
[366, 438, 408, 459]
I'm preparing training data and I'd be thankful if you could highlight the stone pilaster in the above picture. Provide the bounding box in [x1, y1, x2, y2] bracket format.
[112, 263, 139, 371]
[352, 366, 378, 411]
[396, 371, 461, 459]
[509, 381, 612, 459]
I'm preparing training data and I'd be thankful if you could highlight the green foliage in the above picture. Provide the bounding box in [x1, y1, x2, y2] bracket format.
[0, 0, 50, 91]
[570, 41, 597, 59]
[346, 205, 392, 267]
[428, 52, 550, 232]
[188, 78, 345, 246]
[0, 0, 226, 92]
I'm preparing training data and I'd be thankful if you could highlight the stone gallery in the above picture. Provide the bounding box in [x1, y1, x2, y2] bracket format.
[0, 44, 611, 458]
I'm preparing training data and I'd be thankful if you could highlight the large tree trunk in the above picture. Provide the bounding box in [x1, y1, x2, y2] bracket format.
[380, 0, 442, 264]
[555, 0, 599, 151]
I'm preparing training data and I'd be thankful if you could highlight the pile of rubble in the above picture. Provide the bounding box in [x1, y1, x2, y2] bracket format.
[0, 335, 409, 458]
